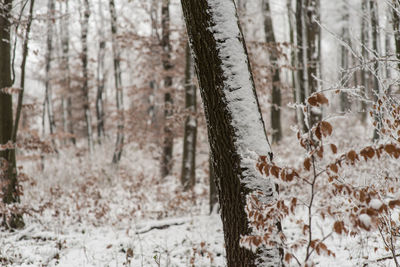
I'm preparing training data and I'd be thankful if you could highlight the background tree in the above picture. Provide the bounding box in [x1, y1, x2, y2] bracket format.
[109, 0, 124, 163]
[160, 0, 174, 178]
[180, 42, 197, 191]
[262, 0, 282, 143]
[80, 0, 94, 154]
[180, 0, 281, 265]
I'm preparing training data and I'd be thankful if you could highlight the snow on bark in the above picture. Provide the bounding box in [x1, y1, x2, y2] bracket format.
[207, 0, 275, 200]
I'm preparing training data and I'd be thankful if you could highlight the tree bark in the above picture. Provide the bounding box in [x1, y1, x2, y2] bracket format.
[160, 0, 174, 178]
[296, 0, 307, 131]
[180, 42, 197, 190]
[262, 0, 282, 143]
[0, 0, 25, 229]
[109, 0, 125, 163]
[180, 0, 280, 265]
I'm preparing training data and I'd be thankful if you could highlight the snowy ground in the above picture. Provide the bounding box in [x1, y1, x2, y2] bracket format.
[1, 118, 399, 266]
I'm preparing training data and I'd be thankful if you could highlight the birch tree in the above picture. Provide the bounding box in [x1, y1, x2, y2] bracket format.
[180, 43, 197, 190]
[180, 0, 280, 265]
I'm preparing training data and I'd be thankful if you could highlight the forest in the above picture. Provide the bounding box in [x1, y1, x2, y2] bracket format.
[0, 0, 400, 266]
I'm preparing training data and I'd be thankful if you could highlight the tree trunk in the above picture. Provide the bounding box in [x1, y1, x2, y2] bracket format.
[304, 0, 321, 126]
[96, 0, 106, 141]
[109, 0, 124, 163]
[180, 42, 197, 190]
[59, 0, 75, 145]
[160, 0, 174, 178]
[45, 0, 57, 149]
[296, 0, 307, 131]
[370, 0, 381, 141]
[180, 0, 280, 265]
[80, 0, 94, 154]
[392, 0, 400, 89]
[0, 0, 25, 229]
[287, 0, 300, 124]
[209, 154, 218, 213]
[262, 0, 282, 143]
[360, 0, 369, 123]
[340, 0, 351, 112]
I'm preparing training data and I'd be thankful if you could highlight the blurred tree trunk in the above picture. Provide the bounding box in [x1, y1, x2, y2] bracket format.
[304, 0, 321, 126]
[392, 0, 400, 84]
[60, 0, 75, 145]
[296, 0, 307, 131]
[360, 0, 369, 123]
[181, 43, 197, 190]
[287, 0, 300, 123]
[180, 0, 281, 265]
[370, 0, 381, 141]
[160, 0, 174, 177]
[340, 0, 351, 112]
[96, 0, 106, 142]
[45, 0, 57, 149]
[0, 0, 25, 229]
[109, 0, 125, 163]
[262, 0, 282, 143]
[80, 0, 94, 154]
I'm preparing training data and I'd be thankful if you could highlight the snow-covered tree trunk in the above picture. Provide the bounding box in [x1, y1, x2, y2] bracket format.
[109, 0, 124, 163]
[180, 42, 197, 190]
[80, 0, 94, 154]
[180, 0, 280, 265]
[262, 0, 282, 143]
[296, 0, 307, 131]
[160, 0, 174, 178]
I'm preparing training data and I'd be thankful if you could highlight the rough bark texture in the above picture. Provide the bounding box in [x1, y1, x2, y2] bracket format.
[180, 0, 280, 265]
[262, 0, 282, 143]
[180, 43, 197, 190]
[110, 0, 125, 163]
[81, 0, 94, 154]
[160, 0, 174, 178]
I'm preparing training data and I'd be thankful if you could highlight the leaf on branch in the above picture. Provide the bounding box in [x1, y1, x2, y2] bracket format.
[329, 164, 338, 173]
[333, 221, 346, 235]
[304, 158, 311, 171]
[389, 200, 400, 209]
[360, 147, 375, 161]
[320, 121, 333, 137]
[346, 150, 358, 164]
[307, 93, 329, 107]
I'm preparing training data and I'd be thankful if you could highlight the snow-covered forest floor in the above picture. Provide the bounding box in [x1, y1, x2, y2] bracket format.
[1, 116, 399, 266]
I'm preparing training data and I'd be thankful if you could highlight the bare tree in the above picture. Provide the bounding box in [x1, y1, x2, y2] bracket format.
[180, 0, 281, 265]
